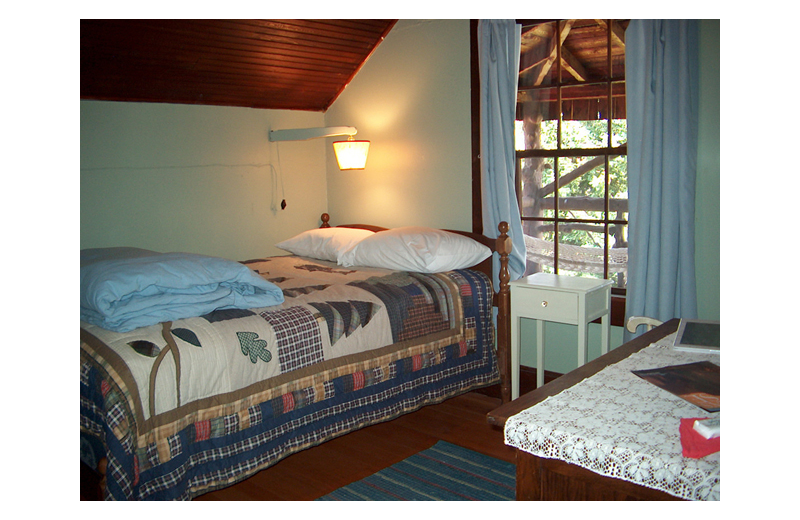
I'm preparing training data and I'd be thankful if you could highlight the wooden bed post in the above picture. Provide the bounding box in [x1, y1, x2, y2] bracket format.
[496, 222, 512, 403]
[97, 457, 107, 498]
[320, 213, 331, 228]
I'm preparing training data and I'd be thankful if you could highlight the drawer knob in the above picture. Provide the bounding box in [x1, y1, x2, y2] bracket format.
[541, 300, 548, 308]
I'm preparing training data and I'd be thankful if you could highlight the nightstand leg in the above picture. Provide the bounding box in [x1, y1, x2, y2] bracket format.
[511, 315, 520, 400]
[578, 319, 588, 367]
[536, 319, 545, 388]
[601, 313, 610, 355]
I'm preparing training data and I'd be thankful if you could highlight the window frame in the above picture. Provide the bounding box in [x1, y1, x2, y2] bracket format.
[470, 19, 628, 326]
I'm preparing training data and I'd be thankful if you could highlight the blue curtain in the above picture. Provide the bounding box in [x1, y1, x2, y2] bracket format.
[478, 20, 526, 286]
[626, 20, 700, 337]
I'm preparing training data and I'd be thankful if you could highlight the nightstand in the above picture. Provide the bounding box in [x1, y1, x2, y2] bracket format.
[510, 273, 612, 398]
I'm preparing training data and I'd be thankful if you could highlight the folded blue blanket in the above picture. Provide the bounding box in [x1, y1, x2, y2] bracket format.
[80, 248, 285, 332]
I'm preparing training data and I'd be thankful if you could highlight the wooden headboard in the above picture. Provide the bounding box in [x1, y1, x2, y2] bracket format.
[319, 212, 512, 402]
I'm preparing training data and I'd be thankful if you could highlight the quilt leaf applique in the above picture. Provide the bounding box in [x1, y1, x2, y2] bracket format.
[128, 340, 161, 357]
[128, 329, 198, 358]
[172, 328, 202, 347]
[202, 308, 256, 323]
[237, 331, 272, 364]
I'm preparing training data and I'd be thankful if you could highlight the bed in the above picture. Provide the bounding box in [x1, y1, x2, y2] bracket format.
[80, 214, 512, 500]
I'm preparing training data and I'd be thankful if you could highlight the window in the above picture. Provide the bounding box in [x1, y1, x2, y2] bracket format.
[515, 20, 629, 289]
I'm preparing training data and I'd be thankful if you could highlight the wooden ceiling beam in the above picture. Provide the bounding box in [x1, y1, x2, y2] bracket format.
[560, 46, 588, 82]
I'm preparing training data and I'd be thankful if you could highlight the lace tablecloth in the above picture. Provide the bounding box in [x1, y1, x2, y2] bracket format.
[504, 332, 720, 501]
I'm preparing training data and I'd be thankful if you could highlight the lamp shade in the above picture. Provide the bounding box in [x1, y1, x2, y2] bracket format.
[332, 140, 370, 170]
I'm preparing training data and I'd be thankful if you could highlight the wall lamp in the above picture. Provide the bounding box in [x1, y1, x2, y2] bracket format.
[268, 126, 370, 170]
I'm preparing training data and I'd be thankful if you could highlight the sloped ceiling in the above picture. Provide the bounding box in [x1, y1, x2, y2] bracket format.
[81, 19, 397, 112]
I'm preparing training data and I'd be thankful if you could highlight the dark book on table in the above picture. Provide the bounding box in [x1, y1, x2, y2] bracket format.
[632, 361, 720, 412]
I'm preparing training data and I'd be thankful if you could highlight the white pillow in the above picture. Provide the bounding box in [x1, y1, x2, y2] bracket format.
[338, 226, 491, 273]
[276, 227, 375, 262]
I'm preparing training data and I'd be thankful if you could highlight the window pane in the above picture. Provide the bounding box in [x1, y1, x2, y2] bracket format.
[517, 87, 558, 151]
[559, 119, 608, 149]
[557, 228, 606, 275]
[554, 156, 607, 220]
[560, 83, 612, 149]
[519, 21, 559, 88]
[609, 155, 628, 204]
[554, 229, 628, 288]
[519, 156, 554, 219]
[608, 22, 627, 79]
[611, 81, 626, 125]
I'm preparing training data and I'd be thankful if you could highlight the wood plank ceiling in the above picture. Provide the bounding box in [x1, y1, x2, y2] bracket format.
[81, 19, 397, 112]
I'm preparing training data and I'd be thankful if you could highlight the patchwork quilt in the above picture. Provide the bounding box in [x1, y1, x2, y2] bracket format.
[80, 255, 498, 500]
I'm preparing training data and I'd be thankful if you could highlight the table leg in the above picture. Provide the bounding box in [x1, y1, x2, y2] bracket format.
[536, 319, 545, 388]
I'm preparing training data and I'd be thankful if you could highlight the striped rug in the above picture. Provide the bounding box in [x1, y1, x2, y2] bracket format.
[316, 441, 515, 501]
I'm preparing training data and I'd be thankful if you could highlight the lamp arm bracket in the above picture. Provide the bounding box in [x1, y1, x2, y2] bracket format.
[268, 126, 358, 142]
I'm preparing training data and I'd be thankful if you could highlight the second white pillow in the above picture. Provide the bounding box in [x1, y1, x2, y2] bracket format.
[338, 226, 491, 273]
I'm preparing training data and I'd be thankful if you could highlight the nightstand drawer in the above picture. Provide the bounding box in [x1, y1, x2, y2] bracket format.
[511, 287, 578, 322]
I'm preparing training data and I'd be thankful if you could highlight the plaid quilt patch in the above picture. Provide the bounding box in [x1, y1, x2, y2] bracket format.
[260, 306, 324, 372]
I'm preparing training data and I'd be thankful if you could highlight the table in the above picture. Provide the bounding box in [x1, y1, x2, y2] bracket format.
[509, 273, 612, 397]
[487, 320, 720, 501]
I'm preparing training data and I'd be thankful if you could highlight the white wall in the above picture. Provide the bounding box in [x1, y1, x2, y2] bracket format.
[695, 19, 720, 322]
[324, 19, 473, 231]
[80, 100, 327, 260]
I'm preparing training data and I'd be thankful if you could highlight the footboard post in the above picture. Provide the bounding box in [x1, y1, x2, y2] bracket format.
[496, 222, 512, 403]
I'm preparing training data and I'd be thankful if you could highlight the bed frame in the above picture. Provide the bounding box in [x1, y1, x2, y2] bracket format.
[82, 214, 513, 500]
